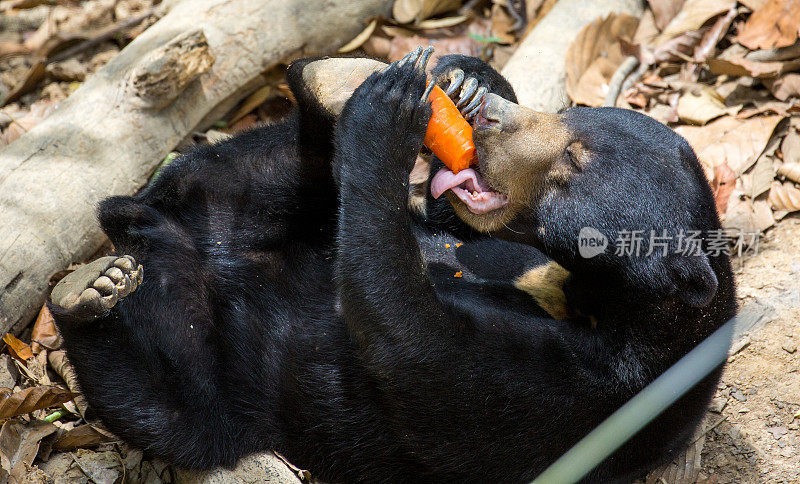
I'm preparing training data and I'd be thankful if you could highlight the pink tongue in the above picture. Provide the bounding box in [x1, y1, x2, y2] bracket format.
[430, 168, 509, 215]
[430, 168, 487, 198]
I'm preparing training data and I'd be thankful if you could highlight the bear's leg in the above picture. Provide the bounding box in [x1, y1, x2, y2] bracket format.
[49, 199, 256, 469]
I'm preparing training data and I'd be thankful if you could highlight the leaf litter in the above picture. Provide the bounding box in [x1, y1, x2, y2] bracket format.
[565, 0, 800, 234]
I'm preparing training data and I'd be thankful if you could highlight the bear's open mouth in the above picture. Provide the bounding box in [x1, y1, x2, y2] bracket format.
[430, 167, 509, 214]
[429, 101, 509, 215]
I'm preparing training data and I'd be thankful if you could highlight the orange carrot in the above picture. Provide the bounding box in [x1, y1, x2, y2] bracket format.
[424, 85, 476, 174]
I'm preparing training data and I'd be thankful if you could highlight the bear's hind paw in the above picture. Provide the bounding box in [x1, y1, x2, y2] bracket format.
[50, 255, 143, 321]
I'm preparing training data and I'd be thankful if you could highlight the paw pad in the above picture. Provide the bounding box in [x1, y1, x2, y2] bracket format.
[50, 255, 144, 317]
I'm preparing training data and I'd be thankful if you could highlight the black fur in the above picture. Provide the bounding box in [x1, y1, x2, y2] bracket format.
[50, 54, 735, 483]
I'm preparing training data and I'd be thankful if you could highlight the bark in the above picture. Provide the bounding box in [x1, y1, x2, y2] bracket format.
[501, 0, 645, 112]
[0, 0, 393, 335]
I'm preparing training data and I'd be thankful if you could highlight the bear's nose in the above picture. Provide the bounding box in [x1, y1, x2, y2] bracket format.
[477, 93, 534, 133]
[480, 93, 510, 124]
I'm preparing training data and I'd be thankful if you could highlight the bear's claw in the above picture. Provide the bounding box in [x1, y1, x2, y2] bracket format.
[50, 255, 143, 320]
[444, 68, 465, 96]
[440, 68, 487, 120]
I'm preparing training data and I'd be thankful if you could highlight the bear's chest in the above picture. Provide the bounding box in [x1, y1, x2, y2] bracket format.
[415, 229, 478, 282]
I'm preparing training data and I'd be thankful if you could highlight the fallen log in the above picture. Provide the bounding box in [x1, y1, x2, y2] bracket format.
[174, 451, 303, 484]
[501, 0, 644, 112]
[0, 0, 393, 335]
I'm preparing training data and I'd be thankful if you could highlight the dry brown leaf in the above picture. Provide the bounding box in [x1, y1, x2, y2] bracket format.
[31, 304, 61, 354]
[0, 386, 74, 419]
[781, 129, 800, 162]
[644, 73, 669, 88]
[566, 14, 639, 89]
[647, 92, 680, 124]
[3, 333, 33, 362]
[634, 9, 660, 45]
[1, 61, 45, 107]
[228, 85, 278, 126]
[736, 100, 800, 118]
[0, 99, 57, 146]
[651, 29, 705, 63]
[338, 19, 379, 53]
[46, 58, 88, 82]
[0, 419, 57, 482]
[22, 351, 52, 386]
[572, 58, 623, 106]
[656, 0, 736, 43]
[23, 1, 114, 52]
[716, 78, 764, 105]
[742, 154, 776, 198]
[767, 180, 800, 210]
[495, 0, 527, 28]
[753, 199, 776, 231]
[624, 88, 649, 108]
[763, 73, 800, 101]
[694, 5, 737, 62]
[225, 114, 259, 133]
[777, 162, 800, 182]
[415, 15, 469, 29]
[47, 350, 88, 418]
[645, 103, 681, 124]
[737, 0, 800, 50]
[675, 115, 784, 174]
[393, 0, 461, 24]
[53, 424, 116, 452]
[381, 24, 416, 38]
[648, 0, 687, 31]
[707, 56, 800, 78]
[565, 14, 639, 107]
[0, 355, 18, 389]
[490, 44, 516, 70]
[66, 449, 125, 482]
[723, 190, 775, 232]
[677, 85, 730, 124]
[622, 30, 704, 71]
[711, 162, 737, 213]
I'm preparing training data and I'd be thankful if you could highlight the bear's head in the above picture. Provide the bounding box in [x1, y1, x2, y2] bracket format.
[443, 95, 730, 310]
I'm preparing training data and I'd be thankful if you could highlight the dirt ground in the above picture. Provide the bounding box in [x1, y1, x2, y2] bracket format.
[695, 215, 800, 483]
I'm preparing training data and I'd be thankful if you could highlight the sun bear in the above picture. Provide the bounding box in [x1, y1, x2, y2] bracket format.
[48, 48, 736, 483]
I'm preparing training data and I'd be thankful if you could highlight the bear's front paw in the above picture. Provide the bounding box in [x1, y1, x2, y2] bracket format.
[336, 46, 434, 175]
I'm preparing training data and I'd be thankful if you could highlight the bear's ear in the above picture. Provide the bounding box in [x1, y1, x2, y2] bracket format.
[667, 254, 719, 308]
[286, 57, 386, 117]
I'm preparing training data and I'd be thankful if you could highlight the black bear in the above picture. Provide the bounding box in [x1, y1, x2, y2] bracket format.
[48, 48, 736, 483]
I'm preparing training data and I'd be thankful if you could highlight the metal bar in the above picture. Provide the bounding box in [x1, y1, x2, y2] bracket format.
[533, 315, 737, 484]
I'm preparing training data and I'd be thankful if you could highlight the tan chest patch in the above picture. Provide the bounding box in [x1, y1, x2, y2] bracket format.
[514, 261, 572, 320]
